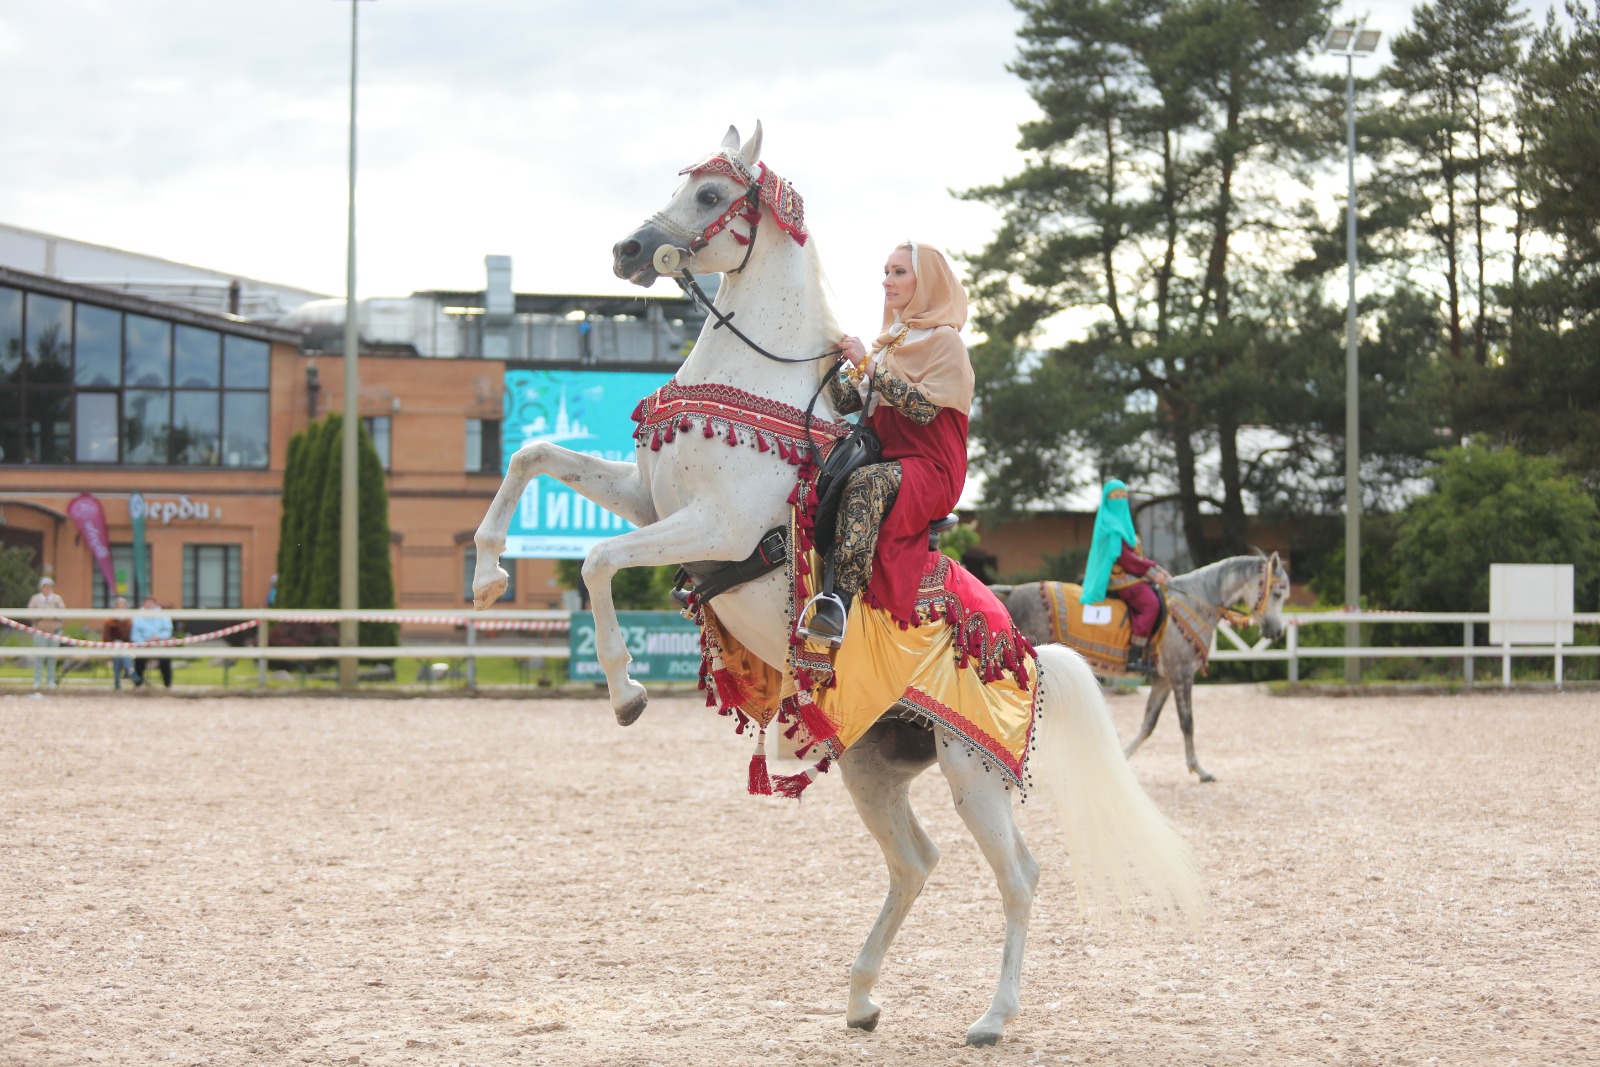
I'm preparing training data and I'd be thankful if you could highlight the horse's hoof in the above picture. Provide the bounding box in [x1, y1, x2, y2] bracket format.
[471, 570, 509, 611]
[1198, 771, 1217, 783]
[614, 685, 648, 726]
[965, 1023, 1003, 1047]
[846, 1009, 880, 1032]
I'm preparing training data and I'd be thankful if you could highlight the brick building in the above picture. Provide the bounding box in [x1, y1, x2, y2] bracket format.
[0, 264, 700, 615]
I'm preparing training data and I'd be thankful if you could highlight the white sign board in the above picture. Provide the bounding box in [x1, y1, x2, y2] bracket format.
[1489, 563, 1574, 645]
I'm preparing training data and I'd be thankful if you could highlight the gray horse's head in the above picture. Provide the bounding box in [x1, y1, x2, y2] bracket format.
[1257, 551, 1290, 642]
[612, 122, 766, 286]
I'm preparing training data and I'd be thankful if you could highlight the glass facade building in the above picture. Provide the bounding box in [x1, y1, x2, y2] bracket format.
[1, 272, 274, 469]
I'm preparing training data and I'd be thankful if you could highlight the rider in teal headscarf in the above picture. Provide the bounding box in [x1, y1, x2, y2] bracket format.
[1080, 479, 1168, 675]
[1081, 480, 1139, 605]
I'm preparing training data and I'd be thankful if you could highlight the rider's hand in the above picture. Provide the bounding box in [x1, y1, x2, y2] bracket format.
[839, 335, 867, 367]
[1154, 567, 1171, 586]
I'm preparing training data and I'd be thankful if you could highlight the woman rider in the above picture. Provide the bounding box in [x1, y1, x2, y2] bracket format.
[1080, 479, 1171, 674]
[801, 241, 973, 644]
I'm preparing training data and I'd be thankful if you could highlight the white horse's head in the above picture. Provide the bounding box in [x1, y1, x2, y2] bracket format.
[1257, 551, 1290, 642]
[612, 122, 782, 286]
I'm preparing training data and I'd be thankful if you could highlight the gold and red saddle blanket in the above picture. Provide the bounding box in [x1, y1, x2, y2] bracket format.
[696, 524, 1042, 799]
[633, 376, 1042, 798]
[1039, 580, 1218, 677]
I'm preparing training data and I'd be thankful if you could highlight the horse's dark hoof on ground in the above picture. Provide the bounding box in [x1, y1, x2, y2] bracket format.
[847, 1010, 880, 1032]
[615, 687, 648, 726]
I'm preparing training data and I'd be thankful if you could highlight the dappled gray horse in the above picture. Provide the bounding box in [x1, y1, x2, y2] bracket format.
[998, 553, 1289, 782]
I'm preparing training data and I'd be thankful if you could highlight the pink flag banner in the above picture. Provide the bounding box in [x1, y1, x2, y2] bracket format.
[68, 493, 118, 594]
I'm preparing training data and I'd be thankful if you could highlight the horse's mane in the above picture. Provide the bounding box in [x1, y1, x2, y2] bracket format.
[802, 235, 845, 385]
[1169, 555, 1261, 601]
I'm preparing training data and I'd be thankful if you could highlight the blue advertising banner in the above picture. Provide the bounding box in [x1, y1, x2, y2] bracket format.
[500, 368, 671, 559]
[568, 611, 703, 682]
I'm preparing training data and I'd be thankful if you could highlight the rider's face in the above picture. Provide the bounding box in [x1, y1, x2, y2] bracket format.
[882, 248, 917, 316]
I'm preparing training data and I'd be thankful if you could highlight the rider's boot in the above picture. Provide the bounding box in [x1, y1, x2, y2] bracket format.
[800, 554, 849, 648]
[1126, 635, 1155, 677]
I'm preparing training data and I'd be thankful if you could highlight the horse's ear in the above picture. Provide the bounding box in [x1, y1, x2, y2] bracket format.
[740, 120, 764, 169]
[721, 125, 741, 153]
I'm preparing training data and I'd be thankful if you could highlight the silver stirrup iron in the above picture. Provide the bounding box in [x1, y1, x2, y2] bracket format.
[798, 592, 848, 648]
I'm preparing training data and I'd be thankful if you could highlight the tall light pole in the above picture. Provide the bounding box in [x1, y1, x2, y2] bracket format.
[339, 0, 374, 687]
[1323, 23, 1381, 684]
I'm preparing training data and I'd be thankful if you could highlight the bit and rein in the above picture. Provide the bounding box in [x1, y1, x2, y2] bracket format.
[1164, 556, 1277, 624]
[645, 179, 852, 460]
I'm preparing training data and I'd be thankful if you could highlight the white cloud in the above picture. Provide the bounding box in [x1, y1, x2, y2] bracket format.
[0, 0, 1036, 340]
[0, 0, 1563, 343]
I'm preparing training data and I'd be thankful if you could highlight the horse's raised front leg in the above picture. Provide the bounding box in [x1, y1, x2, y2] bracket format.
[1172, 676, 1215, 782]
[838, 721, 939, 1033]
[472, 442, 655, 609]
[938, 729, 1039, 1047]
[580, 506, 751, 725]
[1123, 676, 1172, 760]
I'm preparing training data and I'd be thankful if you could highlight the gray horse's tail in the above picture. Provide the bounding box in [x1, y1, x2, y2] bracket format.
[1031, 644, 1205, 928]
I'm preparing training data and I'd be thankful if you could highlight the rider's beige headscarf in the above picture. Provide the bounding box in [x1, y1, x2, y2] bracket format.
[868, 242, 973, 415]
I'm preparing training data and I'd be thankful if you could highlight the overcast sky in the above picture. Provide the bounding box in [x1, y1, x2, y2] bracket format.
[0, 0, 1547, 336]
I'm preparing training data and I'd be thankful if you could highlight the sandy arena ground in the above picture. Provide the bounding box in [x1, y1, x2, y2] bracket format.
[1, 683, 1597, 1067]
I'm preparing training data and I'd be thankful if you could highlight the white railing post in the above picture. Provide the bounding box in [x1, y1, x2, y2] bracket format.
[1463, 622, 1473, 686]
[1502, 629, 1512, 688]
[465, 620, 477, 691]
[258, 618, 269, 690]
[1555, 634, 1564, 690]
[1287, 622, 1299, 683]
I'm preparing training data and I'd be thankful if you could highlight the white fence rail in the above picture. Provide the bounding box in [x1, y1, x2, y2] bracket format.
[5, 607, 1597, 690]
[1211, 610, 1600, 687]
[1, 608, 572, 691]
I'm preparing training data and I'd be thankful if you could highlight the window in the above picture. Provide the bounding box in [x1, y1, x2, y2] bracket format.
[76, 393, 119, 462]
[463, 547, 514, 603]
[363, 415, 391, 469]
[91, 543, 154, 608]
[465, 418, 502, 473]
[124, 314, 171, 388]
[0, 282, 272, 467]
[183, 544, 242, 609]
[222, 391, 269, 467]
[74, 304, 121, 387]
[172, 391, 221, 465]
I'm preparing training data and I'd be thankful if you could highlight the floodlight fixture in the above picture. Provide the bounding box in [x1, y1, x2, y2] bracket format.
[1322, 22, 1382, 56]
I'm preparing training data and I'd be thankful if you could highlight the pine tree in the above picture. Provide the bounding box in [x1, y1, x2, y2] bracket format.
[273, 414, 397, 646]
[965, 0, 1334, 560]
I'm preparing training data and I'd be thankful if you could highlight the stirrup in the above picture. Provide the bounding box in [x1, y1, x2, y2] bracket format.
[799, 592, 849, 647]
[1125, 637, 1154, 676]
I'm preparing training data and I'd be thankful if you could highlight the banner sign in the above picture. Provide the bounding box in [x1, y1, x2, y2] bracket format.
[67, 493, 117, 593]
[128, 492, 150, 601]
[567, 610, 702, 682]
[500, 369, 671, 559]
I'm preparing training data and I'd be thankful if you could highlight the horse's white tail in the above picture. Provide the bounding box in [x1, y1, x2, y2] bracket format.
[1032, 644, 1205, 927]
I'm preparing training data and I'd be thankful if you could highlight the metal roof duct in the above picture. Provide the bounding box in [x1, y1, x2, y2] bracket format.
[482, 254, 513, 358]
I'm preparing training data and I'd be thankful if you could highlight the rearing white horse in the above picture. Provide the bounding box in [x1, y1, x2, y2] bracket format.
[472, 124, 1203, 1046]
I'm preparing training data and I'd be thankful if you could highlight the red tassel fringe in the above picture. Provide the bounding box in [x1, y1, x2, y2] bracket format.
[712, 666, 750, 709]
[747, 752, 772, 795]
[796, 699, 838, 744]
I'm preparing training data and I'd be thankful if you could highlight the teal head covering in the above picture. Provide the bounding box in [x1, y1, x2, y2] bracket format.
[1080, 479, 1139, 604]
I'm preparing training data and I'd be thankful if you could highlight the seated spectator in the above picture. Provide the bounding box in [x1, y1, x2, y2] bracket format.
[130, 596, 174, 689]
[102, 596, 134, 690]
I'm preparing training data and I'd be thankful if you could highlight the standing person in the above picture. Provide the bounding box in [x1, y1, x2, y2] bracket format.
[1080, 479, 1171, 675]
[130, 596, 175, 689]
[802, 240, 974, 645]
[101, 596, 134, 690]
[27, 576, 66, 689]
